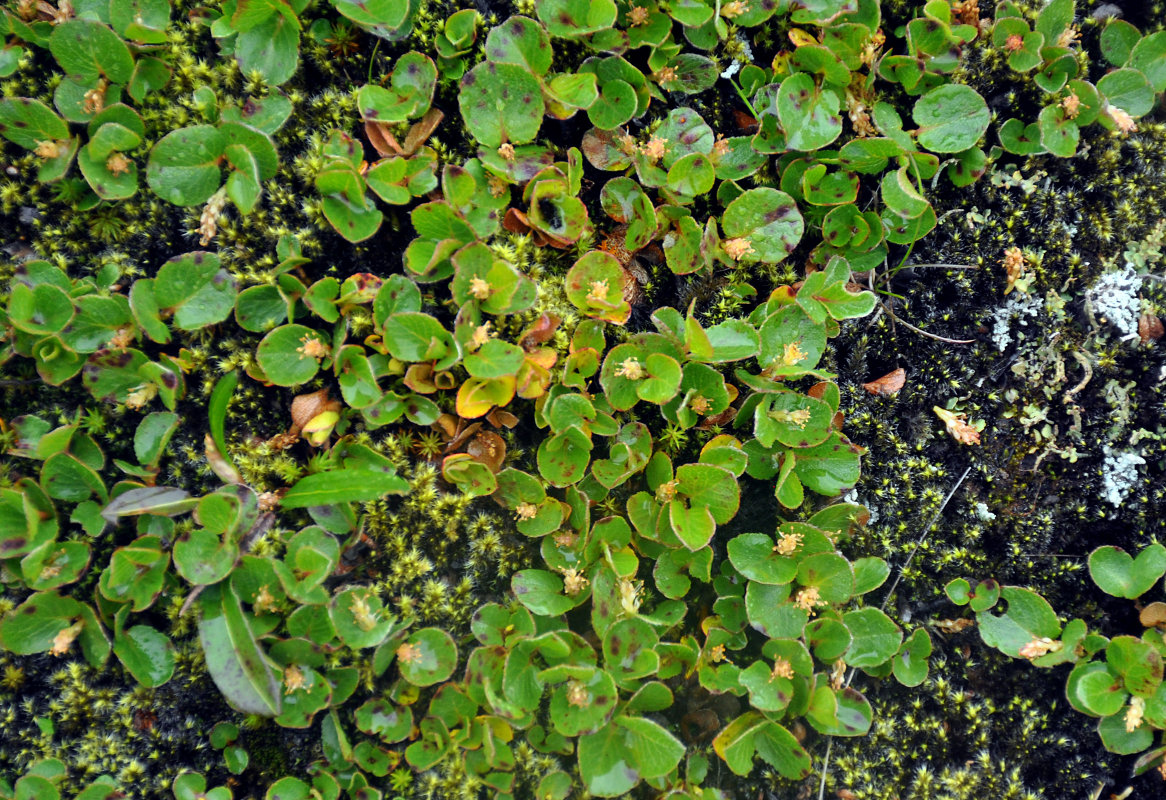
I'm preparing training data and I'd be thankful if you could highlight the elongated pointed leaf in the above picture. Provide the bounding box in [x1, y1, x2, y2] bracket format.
[280, 469, 409, 508]
[199, 582, 282, 716]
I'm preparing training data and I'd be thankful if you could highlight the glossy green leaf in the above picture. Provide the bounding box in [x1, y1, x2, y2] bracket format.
[198, 582, 282, 717]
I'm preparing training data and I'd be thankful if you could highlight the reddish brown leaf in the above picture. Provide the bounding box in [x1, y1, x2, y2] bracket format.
[1139, 312, 1164, 344]
[402, 108, 444, 156]
[365, 120, 403, 157]
[466, 431, 507, 473]
[862, 368, 906, 396]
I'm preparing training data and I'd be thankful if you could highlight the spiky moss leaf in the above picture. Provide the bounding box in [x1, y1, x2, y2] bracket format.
[458, 61, 544, 148]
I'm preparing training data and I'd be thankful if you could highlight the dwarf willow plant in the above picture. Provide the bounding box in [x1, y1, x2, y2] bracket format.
[1, 0, 1163, 798]
[953, 544, 1166, 777]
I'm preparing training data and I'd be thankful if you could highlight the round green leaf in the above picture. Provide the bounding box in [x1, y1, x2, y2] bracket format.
[739, 660, 793, 713]
[913, 84, 990, 153]
[113, 623, 175, 687]
[381, 312, 455, 363]
[0, 98, 69, 150]
[721, 187, 804, 264]
[397, 627, 457, 687]
[146, 125, 225, 206]
[1098, 708, 1155, 754]
[484, 16, 552, 75]
[892, 628, 931, 687]
[459, 61, 544, 148]
[330, 588, 394, 650]
[512, 568, 583, 616]
[1097, 67, 1155, 116]
[266, 777, 311, 800]
[1088, 544, 1166, 599]
[256, 324, 324, 386]
[154, 251, 237, 330]
[842, 607, 902, 668]
[355, 699, 413, 743]
[578, 713, 682, 796]
[236, 15, 300, 86]
[776, 72, 842, 151]
[50, 20, 134, 85]
[977, 585, 1062, 658]
[549, 667, 618, 736]
[666, 152, 715, 197]
[727, 533, 797, 585]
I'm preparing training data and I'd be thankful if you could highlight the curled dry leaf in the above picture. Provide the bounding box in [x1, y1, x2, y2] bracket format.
[466, 431, 507, 473]
[364, 109, 444, 159]
[402, 109, 444, 155]
[433, 413, 460, 439]
[519, 313, 561, 349]
[932, 617, 976, 634]
[933, 406, 981, 446]
[365, 120, 402, 157]
[405, 363, 439, 394]
[1140, 601, 1166, 629]
[290, 388, 342, 434]
[1001, 246, 1025, 295]
[1138, 312, 1163, 344]
[862, 367, 906, 396]
[486, 408, 519, 429]
[204, 433, 243, 485]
